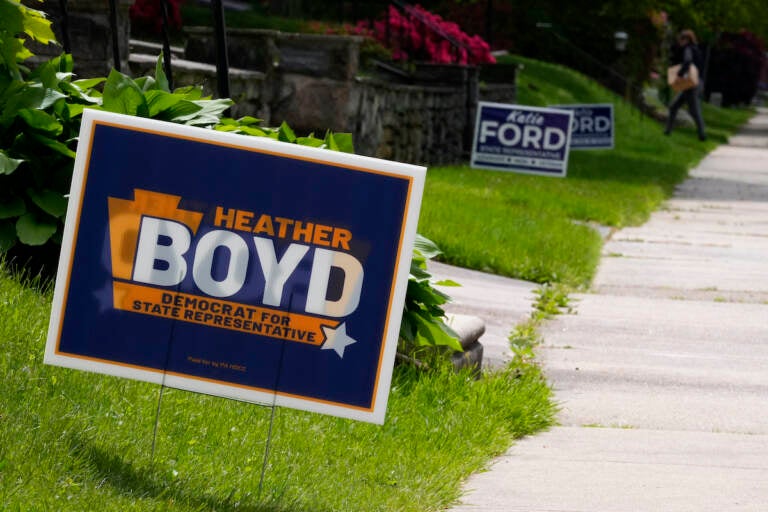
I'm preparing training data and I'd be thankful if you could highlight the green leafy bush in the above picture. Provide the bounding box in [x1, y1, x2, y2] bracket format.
[0, 0, 61, 250]
[401, 235, 461, 355]
[0, 54, 235, 251]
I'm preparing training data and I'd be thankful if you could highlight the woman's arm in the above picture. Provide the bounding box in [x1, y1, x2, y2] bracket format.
[678, 45, 693, 76]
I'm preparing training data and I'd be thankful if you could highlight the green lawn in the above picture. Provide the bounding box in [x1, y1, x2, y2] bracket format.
[0, 264, 554, 511]
[181, 5, 308, 33]
[418, 56, 753, 287]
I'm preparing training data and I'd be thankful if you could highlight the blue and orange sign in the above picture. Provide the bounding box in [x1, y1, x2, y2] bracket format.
[44, 110, 425, 424]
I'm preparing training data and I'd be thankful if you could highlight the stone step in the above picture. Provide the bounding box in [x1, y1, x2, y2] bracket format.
[129, 39, 185, 59]
[446, 313, 485, 372]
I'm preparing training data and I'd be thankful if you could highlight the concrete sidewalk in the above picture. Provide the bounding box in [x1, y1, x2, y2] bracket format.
[448, 110, 768, 511]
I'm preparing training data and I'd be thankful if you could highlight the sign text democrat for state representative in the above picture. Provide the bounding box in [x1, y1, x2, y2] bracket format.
[553, 103, 614, 150]
[471, 102, 573, 177]
[44, 110, 425, 424]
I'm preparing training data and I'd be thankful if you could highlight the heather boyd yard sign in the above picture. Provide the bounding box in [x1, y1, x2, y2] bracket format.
[45, 109, 425, 424]
[471, 102, 574, 177]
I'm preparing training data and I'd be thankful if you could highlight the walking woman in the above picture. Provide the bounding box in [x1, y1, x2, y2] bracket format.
[665, 29, 707, 140]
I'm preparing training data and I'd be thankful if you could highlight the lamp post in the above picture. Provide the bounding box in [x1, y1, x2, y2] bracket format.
[614, 31, 631, 100]
[614, 31, 628, 52]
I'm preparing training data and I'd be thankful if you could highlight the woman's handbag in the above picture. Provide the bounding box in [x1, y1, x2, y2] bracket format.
[667, 63, 699, 92]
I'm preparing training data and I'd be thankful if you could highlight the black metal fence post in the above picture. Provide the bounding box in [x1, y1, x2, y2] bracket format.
[159, 0, 174, 89]
[399, 10, 406, 60]
[58, 0, 71, 53]
[485, 0, 493, 47]
[385, 6, 391, 50]
[107, 0, 121, 71]
[211, 0, 231, 99]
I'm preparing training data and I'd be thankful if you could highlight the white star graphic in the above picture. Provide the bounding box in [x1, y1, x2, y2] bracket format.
[320, 322, 357, 358]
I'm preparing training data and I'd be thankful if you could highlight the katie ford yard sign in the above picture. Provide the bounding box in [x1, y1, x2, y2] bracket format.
[44, 110, 425, 424]
[471, 102, 574, 177]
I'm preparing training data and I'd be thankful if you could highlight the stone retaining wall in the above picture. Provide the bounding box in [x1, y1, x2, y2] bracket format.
[127, 27, 516, 166]
[480, 83, 518, 106]
[178, 28, 519, 165]
[352, 78, 467, 165]
[35, 7, 517, 166]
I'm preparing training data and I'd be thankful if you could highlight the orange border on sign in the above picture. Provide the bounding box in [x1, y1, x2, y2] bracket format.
[53, 116, 414, 414]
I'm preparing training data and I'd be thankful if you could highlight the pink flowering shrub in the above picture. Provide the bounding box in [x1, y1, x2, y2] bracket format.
[364, 4, 495, 65]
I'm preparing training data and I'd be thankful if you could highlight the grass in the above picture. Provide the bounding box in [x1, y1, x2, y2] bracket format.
[509, 283, 573, 363]
[0, 263, 554, 511]
[181, 5, 309, 33]
[417, 55, 754, 287]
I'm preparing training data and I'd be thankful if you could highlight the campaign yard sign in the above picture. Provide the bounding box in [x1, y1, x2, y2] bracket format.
[44, 109, 425, 424]
[553, 103, 614, 150]
[471, 102, 573, 177]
